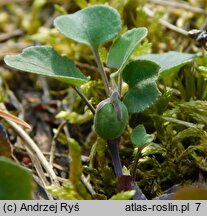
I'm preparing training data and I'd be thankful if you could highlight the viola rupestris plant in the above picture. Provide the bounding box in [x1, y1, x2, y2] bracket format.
[4, 5, 172, 193]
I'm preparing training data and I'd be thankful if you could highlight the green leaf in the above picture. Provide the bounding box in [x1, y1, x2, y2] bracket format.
[4, 46, 89, 86]
[68, 138, 82, 184]
[131, 125, 153, 148]
[47, 181, 84, 200]
[138, 51, 197, 77]
[122, 60, 160, 113]
[0, 157, 33, 200]
[68, 138, 91, 199]
[74, 0, 88, 8]
[48, 138, 91, 200]
[54, 5, 121, 48]
[141, 143, 166, 156]
[199, 66, 207, 72]
[56, 109, 93, 124]
[198, 66, 207, 79]
[107, 28, 148, 69]
[110, 190, 135, 200]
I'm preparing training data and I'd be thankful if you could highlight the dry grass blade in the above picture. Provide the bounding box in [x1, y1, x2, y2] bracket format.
[161, 116, 203, 129]
[0, 109, 31, 130]
[81, 174, 96, 195]
[24, 145, 54, 200]
[5, 119, 60, 186]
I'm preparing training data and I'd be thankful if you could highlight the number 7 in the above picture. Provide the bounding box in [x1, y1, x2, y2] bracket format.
[195, 203, 201, 211]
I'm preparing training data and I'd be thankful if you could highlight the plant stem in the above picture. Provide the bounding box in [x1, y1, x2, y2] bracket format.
[131, 148, 142, 181]
[49, 121, 66, 167]
[73, 87, 96, 114]
[92, 46, 110, 97]
[107, 138, 123, 177]
[131, 181, 147, 200]
[118, 72, 122, 97]
[76, 61, 111, 74]
[107, 136, 147, 199]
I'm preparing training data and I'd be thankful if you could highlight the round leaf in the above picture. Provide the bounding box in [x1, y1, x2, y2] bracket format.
[0, 157, 33, 199]
[131, 125, 153, 148]
[107, 28, 148, 69]
[4, 46, 89, 86]
[54, 5, 121, 48]
[122, 60, 160, 113]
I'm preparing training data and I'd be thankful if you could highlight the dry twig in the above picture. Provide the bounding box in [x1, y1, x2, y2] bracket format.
[149, 0, 207, 15]
[143, 6, 188, 36]
[0, 29, 23, 42]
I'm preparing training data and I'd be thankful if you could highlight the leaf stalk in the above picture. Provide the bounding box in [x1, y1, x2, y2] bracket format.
[73, 87, 96, 114]
[92, 46, 110, 97]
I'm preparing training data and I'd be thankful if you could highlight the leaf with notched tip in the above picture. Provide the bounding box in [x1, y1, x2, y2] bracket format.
[54, 5, 121, 49]
[0, 110, 31, 129]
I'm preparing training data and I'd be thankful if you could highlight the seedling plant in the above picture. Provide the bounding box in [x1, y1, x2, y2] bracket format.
[4, 4, 197, 198]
